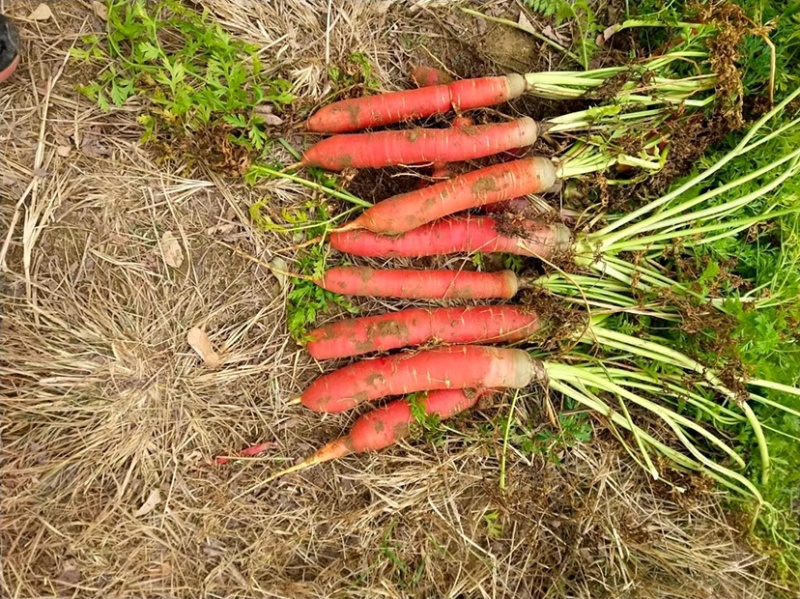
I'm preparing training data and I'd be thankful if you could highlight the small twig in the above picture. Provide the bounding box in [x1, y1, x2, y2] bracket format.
[275, 235, 324, 254]
[214, 240, 312, 281]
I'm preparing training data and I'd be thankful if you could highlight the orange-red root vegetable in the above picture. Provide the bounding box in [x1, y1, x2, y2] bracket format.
[316, 266, 519, 299]
[300, 345, 543, 412]
[260, 389, 489, 483]
[329, 215, 572, 258]
[307, 305, 541, 360]
[410, 65, 454, 87]
[306, 74, 526, 133]
[300, 117, 538, 171]
[345, 156, 557, 234]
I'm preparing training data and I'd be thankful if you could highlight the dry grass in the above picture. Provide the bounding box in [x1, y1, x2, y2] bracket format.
[0, 1, 776, 597]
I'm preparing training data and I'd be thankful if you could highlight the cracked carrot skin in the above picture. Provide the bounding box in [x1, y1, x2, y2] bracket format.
[306, 74, 526, 133]
[307, 305, 541, 360]
[346, 156, 558, 235]
[300, 345, 543, 413]
[300, 117, 538, 171]
[316, 266, 519, 300]
[329, 215, 572, 258]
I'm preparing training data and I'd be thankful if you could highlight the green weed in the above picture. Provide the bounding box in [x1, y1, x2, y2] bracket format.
[499, 408, 593, 465]
[377, 521, 426, 591]
[285, 244, 357, 342]
[483, 510, 503, 538]
[71, 0, 295, 169]
[523, 0, 602, 68]
[409, 392, 446, 445]
[328, 52, 380, 89]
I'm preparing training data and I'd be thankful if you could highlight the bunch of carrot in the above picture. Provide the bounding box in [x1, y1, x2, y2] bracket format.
[236, 64, 800, 495]
[237, 67, 576, 486]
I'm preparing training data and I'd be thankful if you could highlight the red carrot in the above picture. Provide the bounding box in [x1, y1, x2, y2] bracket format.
[307, 305, 541, 360]
[343, 156, 558, 235]
[307, 74, 526, 133]
[329, 215, 572, 258]
[410, 65, 454, 87]
[300, 117, 539, 171]
[250, 389, 489, 485]
[299, 345, 543, 413]
[316, 266, 519, 299]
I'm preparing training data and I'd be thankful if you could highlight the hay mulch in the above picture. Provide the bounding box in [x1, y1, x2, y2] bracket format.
[0, 1, 775, 597]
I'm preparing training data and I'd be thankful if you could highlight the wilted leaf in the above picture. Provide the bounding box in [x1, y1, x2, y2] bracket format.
[542, 25, 569, 45]
[57, 145, 72, 157]
[159, 231, 184, 269]
[91, 1, 108, 20]
[269, 257, 289, 289]
[205, 223, 237, 236]
[57, 560, 80, 585]
[517, 11, 535, 32]
[261, 113, 284, 127]
[187, 327, 222, 367]
[215, 441, 279, 465]
[202, 540, 226, 558]
[134, 489, 161, 517]
[374, 0, 394, 15]
[29, 3, 53, 20]
[597, 24, 621, 46]
[80, 133, 111, 157]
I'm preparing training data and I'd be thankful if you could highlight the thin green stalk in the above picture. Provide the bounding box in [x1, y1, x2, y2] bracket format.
[751, 394, 800, 420]
[571, 366, 746, 468]
[595, 149, 800, 249]
[248, 165, 372, 208]
[741, 400, 770, 485]
[596, 86, 800, 241]
[607, 207, 800, 253]
[748, 379, 800, 399]
[587, 326, 772, 484]
[598, 370, 747, 428]
[549, 379, 661, 478]
[547, 367, 762, 499]
[499, 390, 520, 491]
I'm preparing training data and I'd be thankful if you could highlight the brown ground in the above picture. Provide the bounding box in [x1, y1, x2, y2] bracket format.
[0, 1, 774, 597]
